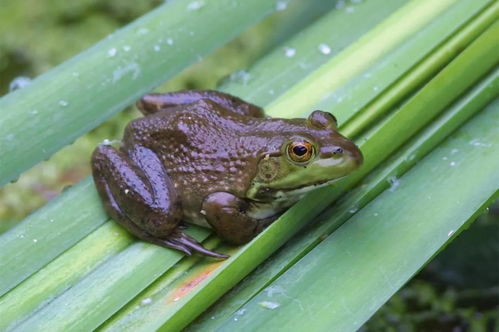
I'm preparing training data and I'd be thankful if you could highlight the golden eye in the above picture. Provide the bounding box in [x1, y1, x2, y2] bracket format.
[287, 141, 314, 163]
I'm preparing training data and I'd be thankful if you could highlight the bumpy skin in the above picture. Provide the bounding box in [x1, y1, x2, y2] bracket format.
[91, 90, 363, 258]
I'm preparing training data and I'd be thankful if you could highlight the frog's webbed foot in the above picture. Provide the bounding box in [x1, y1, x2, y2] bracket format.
[136, 90, 264, 118]
[155, 229, 229, 259]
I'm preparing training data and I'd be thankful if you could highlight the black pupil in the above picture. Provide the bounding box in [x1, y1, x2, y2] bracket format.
[293, 145, 308, 156]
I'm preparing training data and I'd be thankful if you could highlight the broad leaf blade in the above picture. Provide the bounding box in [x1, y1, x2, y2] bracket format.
[216, 98, 499, 332]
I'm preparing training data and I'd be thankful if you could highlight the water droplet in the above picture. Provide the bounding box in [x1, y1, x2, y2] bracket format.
[236, 308, 247, 316]
[101, 139, 121, 146]
[153, 45, 161, 51]
[284, 47, 296, 58]
[33, 238, 38, 243]
[29, 109, 39, 115]
[275, 0, 288, 11]
[373, 212, 379, 217]
[137, 28, 149, 35]
[107, 48, 117, 57]
[346, 6, 355, 13]
[372, 86, 380, 91]
[335, 0, 346, 9]
[229, 70, 252, 85]
[449, 161, 456, 167]
[141, 298, 152, 305]
[123, 45, 131, 52]
[59, 100, 68, 107]
[112, 62, 141, 82]
[387, 176, 400, 192]
[469, 139, 491, 147]
[166, 38, 174, 45]
[187, 0, 205, 11]
[447, 230, 455, 237]
[259, 301, 280, 310]
[318, 43, 331, 55]
[9, 76, 32, 92]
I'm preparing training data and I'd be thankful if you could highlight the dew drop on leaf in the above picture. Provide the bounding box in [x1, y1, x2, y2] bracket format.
[284, 47, 296, 58]
[318, 43, 331, 55]
[187, 1, 205, 11]
[107, 48, 117, 57]
[9, 76, 32, 92]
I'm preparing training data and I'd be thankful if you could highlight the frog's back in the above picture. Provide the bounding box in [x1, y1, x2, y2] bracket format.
[122, 100, 271, 217]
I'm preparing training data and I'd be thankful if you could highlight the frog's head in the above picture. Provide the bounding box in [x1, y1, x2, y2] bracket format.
[247, 111, 363, 202]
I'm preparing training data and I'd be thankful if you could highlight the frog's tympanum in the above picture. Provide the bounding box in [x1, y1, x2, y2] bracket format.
[92, 90, 363, 258]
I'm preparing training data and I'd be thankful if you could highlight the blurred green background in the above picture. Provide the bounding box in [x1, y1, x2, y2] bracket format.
[0, 1, 497, 330]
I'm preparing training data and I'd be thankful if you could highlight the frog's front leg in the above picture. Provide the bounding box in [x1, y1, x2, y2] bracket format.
[92, 145, 228, 258]
[202, 192, 276, 245]
[136, 90, 264, 118]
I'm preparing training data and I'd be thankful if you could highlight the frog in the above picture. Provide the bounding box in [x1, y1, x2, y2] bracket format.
[91, 90, 363, 258]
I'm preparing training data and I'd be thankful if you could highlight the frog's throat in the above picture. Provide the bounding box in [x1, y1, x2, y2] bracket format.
[246, 176, 342, 202]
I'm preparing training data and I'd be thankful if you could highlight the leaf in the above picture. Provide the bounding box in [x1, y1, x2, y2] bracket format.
[191, 65, 499, 330]
[213, 98, 499, 332]
[0, 0, 278, 186]
[0, 0, 497, 330]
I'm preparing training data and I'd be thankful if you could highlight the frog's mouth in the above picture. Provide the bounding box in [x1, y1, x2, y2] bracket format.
[250, 176, 344, 202]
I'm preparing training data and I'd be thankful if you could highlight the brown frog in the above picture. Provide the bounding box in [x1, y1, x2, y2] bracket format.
[91, 90, 363, 258]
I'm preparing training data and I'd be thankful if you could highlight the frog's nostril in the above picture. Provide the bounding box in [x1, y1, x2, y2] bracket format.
[319, 146, 344, 158]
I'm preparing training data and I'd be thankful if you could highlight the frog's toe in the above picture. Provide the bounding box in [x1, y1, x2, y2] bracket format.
[160, 230, 229, 259]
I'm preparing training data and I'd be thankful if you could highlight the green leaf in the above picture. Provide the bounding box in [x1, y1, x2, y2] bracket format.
[267, 0, 493, 120]
[0, 222, 132, 331]
[223, 0, 410, 105]
[0, 0, 278, 186]
[0, 0, 497, 330]
[0, 180, 105, 296]
[191, 66, 499, 330]
[214, 98, 499, 332]
[101, 2, 499, 331]
[0, 0, 408, 305]
[0, 0, 341, 299]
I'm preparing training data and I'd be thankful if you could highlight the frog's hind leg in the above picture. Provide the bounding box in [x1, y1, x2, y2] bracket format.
[136, 90, 264, 118]
[91, 144, 228, 259]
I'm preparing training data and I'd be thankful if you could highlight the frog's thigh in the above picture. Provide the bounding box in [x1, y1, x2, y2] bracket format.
[137, 90, 264, 118]
[91, 145, 181, 237]
[202, 192, 265, 245]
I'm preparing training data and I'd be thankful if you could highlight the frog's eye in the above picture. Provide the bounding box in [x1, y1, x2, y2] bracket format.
[287, 141, 314, 163]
